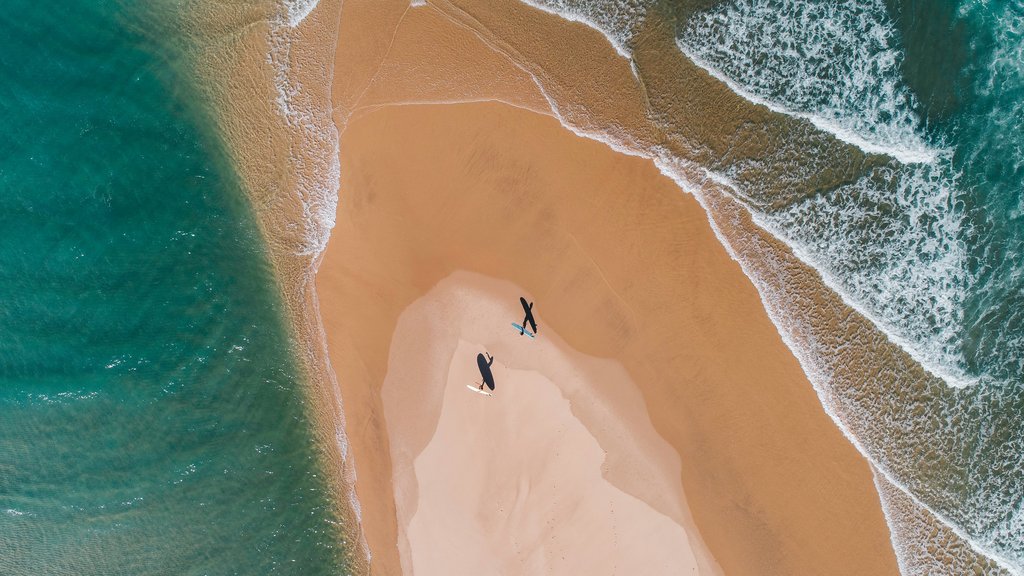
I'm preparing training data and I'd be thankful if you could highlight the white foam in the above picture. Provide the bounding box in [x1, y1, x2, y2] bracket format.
[671, 0, 999, 390]
[677, 0, 941, 165]
[876, 470, 1018, 576]
[679, 46, 938, 165]
[263, 0, 369, 570]
[283, 0, 319, 27]
[268, 0, 340, 257]
[750, 158, 981, 389]
[660, 163, 1019, 573]
[515, 0, 645, 62]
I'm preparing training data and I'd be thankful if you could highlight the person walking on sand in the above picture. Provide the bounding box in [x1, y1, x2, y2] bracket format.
[476, 352, 495, 392]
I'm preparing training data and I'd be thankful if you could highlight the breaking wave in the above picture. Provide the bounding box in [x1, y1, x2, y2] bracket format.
[677, 0, 938, 164]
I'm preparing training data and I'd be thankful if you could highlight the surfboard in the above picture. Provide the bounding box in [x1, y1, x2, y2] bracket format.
[511, 322, 536, 338]
[466, 384, 493, 396]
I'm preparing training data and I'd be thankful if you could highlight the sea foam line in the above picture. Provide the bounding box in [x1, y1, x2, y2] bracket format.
[283, 0, 319, 27]
[513, 0, 635, 61]
[662, 165, 1019, 576]
[674, 0, 944, 166]
[656, 145, 980, 391]
[518, 0, 942, 164]
[268, 0, 340, 257]
[264, 0, 371, 570]
[746, 208, 979, 390]
[655, 144, 1007, 573]
[676, 44, 939, 165]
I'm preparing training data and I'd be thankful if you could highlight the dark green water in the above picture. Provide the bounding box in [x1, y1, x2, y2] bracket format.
[0, 1, 349, 574]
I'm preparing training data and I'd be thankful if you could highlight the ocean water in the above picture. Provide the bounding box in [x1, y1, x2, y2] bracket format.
[676, 0, 1023, 391]
[520, 0, 1023, 572]
[0, 1, 350, 574]
[675, 1, 1024, 570]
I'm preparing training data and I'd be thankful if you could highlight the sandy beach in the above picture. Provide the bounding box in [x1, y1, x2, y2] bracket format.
[316, 98, 899, 574]
[308, 1, 906, 574]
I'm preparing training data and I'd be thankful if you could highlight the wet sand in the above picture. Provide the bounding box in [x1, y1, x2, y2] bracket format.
[316, 99, 899, 575]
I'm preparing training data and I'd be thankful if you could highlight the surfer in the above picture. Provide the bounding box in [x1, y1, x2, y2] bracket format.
[476, 352, 495, 391]
[518, 297, 538, 336]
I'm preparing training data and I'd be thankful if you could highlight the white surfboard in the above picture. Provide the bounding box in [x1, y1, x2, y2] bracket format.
[466, 384, 493, 396]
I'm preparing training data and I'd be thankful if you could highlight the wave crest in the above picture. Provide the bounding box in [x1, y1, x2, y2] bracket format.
[677, 0, 938, 164]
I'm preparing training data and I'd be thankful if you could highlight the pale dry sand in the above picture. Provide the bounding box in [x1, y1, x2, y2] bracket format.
[317, 100, 899, 575]
[381, 272, 716, 575]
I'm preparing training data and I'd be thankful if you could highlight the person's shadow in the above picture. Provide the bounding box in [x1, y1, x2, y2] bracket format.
[476, 352, 495, 391]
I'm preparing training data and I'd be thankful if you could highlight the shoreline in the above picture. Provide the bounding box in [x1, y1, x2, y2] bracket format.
[173, 0, 370, 571]
[318, 99, 900, 575]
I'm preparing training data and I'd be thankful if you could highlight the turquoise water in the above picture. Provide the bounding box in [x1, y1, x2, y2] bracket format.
[0, 1, 349, 574]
